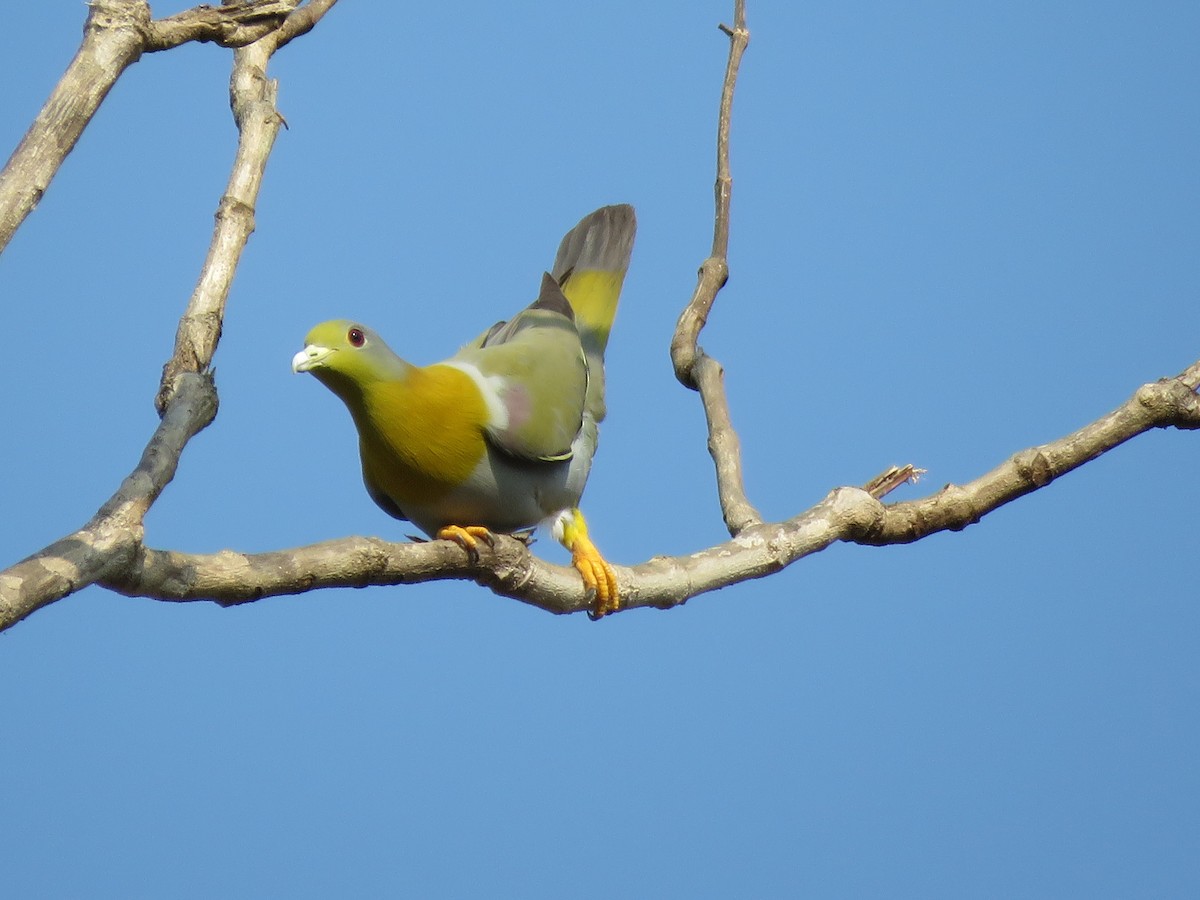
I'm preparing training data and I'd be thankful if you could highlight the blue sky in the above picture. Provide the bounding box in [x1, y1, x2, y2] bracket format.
[2, 1, 1198, 897]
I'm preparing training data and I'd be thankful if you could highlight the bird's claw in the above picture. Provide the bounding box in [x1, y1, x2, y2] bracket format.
[436, 524, 494, 564]
[571, 533, 620, 619]
[552, 508, 620, 619]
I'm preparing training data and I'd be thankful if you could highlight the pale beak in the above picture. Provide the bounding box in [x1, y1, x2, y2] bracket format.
[292, 344, 333, 373]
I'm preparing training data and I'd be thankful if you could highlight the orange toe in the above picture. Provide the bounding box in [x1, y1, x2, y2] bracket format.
[436, 524, 494, 562]
[573, 535, 619, 618]
[553, 509, 619, 618]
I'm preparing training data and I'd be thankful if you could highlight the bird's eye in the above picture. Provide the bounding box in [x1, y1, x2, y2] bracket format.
[348, 328, 365, 347]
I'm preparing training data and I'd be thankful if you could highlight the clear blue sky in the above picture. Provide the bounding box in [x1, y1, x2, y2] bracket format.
[2, 2, 1198, 897]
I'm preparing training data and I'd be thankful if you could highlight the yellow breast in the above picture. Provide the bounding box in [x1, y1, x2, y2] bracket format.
[356, 364, 490, 509]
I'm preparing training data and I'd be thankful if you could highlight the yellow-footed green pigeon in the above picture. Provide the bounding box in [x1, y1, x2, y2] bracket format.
[292, 205, 636, 616]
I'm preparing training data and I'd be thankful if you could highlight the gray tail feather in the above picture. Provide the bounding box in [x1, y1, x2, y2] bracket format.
[551, 204, 637, 280]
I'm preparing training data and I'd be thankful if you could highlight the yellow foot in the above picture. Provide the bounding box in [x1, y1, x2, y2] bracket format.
[436, 524, 494, 563]
[553, 508, 619, 618]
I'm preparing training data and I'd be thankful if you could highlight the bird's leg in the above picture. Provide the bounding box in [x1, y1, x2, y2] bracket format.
[552, 508, 619, 618]
[436, 524, 494, 564]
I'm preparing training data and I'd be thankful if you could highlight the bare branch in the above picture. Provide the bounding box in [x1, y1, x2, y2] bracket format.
[104, 536, 590, 615]
[852, 370, 1200, 546]
[0, 2, 336, 633]
[147, 0, 341, 55]
[669, 1, 760, 536]
[144, 1, 298, 52]
[266, 0, 340, 53]
[100, 494, 866, 616]
[93, 364, 1200, 617]
[0, 0, 148, 254]
[0, 373, 217, 630]
[156, 39, 286, 410]
[0, 0, 332, 257]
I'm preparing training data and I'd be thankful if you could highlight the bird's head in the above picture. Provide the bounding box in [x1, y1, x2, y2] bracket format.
[292, 320, 409, 401]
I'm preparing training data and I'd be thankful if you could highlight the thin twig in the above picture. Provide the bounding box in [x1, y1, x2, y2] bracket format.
[863, 465, 926, 500]
[669, 0, 760, 537]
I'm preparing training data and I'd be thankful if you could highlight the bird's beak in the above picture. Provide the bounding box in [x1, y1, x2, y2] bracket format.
[292, 344, 333, 373]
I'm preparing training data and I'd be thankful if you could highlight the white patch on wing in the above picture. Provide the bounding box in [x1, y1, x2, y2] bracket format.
[441, 360, 510, 430]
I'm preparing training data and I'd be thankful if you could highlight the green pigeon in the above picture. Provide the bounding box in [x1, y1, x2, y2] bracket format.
[292, 205, 636, 615]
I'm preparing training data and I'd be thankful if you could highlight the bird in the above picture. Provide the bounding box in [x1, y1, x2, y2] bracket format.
[292, 204, 636, 617]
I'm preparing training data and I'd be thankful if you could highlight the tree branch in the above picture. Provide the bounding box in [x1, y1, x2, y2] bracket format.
[97, 363, 1200, 615]
[157, 39, 282, 409]
[143, 1, 299, 52]
[0, 373, 217, 629]
[0, 0, 147, 254]
[669, 0, 760, 536]
[0, 1, 337, 633]
[0, 0, 335, 257]
[155, 0, 338, 409]
[851, 369, 1200, 546]
[266, 0, 340, 52]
